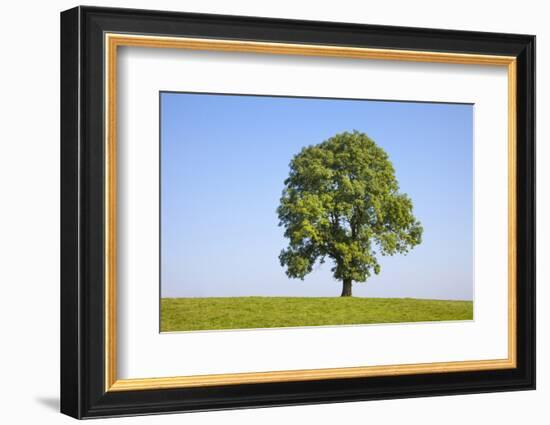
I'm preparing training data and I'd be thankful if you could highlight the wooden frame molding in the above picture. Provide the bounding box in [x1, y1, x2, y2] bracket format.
[104, 33, 518, 392]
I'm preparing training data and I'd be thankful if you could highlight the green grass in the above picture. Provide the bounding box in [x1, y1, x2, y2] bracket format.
[160, 297, 473, 332]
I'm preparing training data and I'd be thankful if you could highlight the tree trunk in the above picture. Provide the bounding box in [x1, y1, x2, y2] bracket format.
[341, 278, 352, 297]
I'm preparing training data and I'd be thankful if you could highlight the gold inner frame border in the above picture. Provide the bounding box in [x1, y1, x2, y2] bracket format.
[104, 33, 517, 392]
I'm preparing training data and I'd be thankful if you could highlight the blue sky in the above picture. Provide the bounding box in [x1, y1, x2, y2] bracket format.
[160, 92, 473, 300]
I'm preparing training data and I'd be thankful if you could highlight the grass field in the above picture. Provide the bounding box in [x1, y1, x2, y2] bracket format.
[160, 297, 473, 332]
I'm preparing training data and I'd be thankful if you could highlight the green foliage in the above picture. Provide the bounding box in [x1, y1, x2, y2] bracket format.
[277, 131, 423, 287]
[161, 297, 473, 332]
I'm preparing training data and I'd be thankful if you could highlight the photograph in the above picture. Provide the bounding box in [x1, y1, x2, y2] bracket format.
[160, 92, 474, 332]
[58, 4, 536, 419]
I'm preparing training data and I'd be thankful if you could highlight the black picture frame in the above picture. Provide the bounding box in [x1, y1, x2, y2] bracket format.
[61, 5, 535, 419]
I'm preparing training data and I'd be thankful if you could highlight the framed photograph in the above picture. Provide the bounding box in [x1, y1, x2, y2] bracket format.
[60, 6, 535, 419]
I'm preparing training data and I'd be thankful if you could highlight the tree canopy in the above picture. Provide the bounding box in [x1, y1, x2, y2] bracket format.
[277, 131, 423, 296]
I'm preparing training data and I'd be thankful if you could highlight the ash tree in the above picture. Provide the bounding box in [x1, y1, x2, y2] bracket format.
[277, 131, 423, 297]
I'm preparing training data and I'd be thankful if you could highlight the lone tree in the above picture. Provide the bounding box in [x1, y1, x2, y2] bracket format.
[277, 131, 423, 297]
